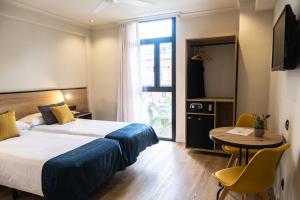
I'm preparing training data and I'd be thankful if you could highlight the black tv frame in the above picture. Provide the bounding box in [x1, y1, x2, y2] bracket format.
[272, 4, 298, 71]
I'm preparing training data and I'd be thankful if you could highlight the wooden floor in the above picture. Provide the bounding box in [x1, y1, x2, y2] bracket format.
[0, 141, 263, 200]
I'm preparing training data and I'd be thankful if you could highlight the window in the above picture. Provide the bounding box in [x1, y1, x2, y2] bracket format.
[140, 44, 155, 86]
[160, 42, 172, 86]
[139, 19, 173, 39]
[139, 18, 176, 140]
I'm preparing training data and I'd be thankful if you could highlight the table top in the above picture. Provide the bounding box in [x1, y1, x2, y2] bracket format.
[209, 127, 284, 149]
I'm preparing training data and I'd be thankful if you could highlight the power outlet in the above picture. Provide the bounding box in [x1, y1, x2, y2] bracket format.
[285, 120, 289, 131]
[281, 178, 285, 190]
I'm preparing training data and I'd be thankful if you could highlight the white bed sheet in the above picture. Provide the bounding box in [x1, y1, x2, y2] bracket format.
[0, 131, 95, 196]
[32, 119, 130, 138]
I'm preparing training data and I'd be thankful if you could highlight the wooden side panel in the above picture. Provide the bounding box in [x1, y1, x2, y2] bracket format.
[62, 89, 88, 113]
[215, 102, 234, 127]
[0, 88, 88, 119]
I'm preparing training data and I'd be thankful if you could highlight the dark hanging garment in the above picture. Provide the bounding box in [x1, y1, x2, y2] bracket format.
[188, 59, 205, 99]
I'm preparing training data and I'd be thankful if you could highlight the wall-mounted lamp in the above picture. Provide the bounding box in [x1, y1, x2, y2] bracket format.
[64, 93, 72, 100]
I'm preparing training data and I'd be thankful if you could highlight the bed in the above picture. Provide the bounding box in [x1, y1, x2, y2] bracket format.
[0, 130, 124, 200]
[32, 119, 159, 166]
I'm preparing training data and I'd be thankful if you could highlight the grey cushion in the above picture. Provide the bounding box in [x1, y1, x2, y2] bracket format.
[38, 102, 64, 125]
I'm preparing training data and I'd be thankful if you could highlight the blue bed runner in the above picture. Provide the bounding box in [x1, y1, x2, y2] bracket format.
[105, 123, 159, 166]
[42, 138, 124, 200]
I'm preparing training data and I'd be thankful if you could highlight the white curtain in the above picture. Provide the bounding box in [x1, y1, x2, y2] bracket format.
[117, 22, 145, 122]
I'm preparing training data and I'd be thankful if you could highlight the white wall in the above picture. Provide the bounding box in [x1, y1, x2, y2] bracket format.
[0, 0, 90, 37]
[90, 25, 120, 120]
[0, 0, 90, 93]
[237, 1, 273, 117]
[268, 1, 300, 200]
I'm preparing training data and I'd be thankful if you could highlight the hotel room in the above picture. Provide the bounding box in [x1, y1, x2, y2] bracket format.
[0, 0, 299, 199]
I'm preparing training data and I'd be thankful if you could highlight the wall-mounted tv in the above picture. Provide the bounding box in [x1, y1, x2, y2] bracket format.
[272, 4, 298, 71]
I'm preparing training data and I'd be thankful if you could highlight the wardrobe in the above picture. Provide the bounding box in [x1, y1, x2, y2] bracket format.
[185, 35, 238, 154]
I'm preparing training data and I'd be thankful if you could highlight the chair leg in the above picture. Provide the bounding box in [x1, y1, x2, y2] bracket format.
[216, 186, 224, 200]
[234, 157, 239, 167]
[226, 154, 235, 168]
[242, 193, 248, 200]
[227, 154, 240, 167]
[219, 188, 229, 200]
[261, 191, 270, 200]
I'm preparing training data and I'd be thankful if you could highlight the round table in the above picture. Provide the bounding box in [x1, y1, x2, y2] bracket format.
[209, 127, 284, 165]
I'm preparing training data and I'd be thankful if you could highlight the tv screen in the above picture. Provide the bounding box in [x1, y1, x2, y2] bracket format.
[273, 11, 286, 68]
[272, 5, 297, 71]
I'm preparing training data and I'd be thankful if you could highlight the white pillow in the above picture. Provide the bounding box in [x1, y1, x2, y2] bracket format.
[19, 113, 45, 127]
[16, 121, 31, 131]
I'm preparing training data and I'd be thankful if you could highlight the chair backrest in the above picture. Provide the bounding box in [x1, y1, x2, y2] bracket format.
[236, 113, 268, 129]
[231, 144, 290, 193]
[236, 113, 255, 128]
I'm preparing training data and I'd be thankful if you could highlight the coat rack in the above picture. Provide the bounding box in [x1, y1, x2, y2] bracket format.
[191, 47, 212, 61]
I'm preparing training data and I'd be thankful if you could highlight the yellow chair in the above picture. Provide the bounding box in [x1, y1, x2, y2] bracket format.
[222, 113, 259, 167]
[235, 113, 256, 128]
[213, 144, 290, 200]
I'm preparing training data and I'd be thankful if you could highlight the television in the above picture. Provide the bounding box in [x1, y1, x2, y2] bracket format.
[272, 4, 298, 71]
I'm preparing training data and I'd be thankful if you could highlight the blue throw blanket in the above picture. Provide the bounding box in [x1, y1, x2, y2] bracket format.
[42, 138, 124, 200]
[105, 123, 159, 166]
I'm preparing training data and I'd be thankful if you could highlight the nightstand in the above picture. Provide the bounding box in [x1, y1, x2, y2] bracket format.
[75, 112, 92, 120]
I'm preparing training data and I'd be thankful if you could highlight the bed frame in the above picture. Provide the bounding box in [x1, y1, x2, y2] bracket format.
[0, 87, 89, 119]
[0, 87, 89, 199]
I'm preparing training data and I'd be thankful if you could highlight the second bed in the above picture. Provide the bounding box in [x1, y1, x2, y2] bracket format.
[32, 119, 159, 166]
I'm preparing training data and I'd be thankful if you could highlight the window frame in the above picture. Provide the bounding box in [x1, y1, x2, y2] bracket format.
[140, 18, 176, 93]
[139, 17, 176, 141]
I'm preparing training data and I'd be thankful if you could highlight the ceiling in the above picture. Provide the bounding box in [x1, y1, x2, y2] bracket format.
[12, 0, 240, 26]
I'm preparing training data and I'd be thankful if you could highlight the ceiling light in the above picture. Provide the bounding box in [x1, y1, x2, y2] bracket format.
[110, 0, 121, 3]
[90, 19, 95, 23]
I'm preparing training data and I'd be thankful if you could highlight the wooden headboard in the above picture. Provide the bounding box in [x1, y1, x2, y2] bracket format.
[0, 87, 89, 119]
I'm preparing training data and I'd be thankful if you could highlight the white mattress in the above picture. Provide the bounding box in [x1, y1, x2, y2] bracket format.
[0, 131, 95, 196]
[32, 119, 130, 138]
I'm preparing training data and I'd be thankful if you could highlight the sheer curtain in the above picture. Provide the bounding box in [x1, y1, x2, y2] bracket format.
[117, 22, 145, 122]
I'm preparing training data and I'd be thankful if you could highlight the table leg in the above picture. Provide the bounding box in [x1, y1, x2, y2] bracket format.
[245, 148, 249, 164]
[239, 148, 242, 166]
